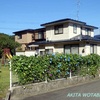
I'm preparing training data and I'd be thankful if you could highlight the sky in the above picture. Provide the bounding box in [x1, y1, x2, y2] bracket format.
[0, 0, 100, 35]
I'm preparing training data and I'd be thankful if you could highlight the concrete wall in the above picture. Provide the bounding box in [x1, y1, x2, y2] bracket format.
[10, 76, 99, 100]
[16, 51, 35, 56]
[16, 52, 25, 56]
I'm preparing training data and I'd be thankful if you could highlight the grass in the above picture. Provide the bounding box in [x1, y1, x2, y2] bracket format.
[0, 66, 10, 98]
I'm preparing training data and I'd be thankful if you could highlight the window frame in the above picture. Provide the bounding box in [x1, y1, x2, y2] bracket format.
[73, 24, 77, 34]
[85, 28, 91, 36]
[45, 49, 53, 54]
[38, 31, 43, 39]
[64, 44, 79, 54]
[17, 34, 22, 39]
[54, 24, 63, 35]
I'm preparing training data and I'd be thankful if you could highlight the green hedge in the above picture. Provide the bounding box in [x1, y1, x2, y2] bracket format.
[12, 54, 100, 85]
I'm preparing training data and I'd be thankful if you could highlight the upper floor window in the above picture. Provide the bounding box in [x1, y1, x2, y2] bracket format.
[32, 34, 35, 41]
[73, 24, 77, 34]
[54, 25, 63, 35]
[17, 34, 22, 39]
[85, 28, 91, 36]
[38, 31, 43, 39]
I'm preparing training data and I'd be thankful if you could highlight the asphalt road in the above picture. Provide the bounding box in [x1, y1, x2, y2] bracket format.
[23, 79, 100, 100]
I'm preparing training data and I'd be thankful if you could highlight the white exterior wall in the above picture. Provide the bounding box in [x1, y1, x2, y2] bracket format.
[79, 43, 85, 56]
[54, 44, 64, 53]
[68, 23, 81, 39]
[82, 28, 86, 35]
[91, 30, 94, 37]
[16, 52, 25, 56]
[46, 23, 69, 41]
[16, 51, 35, 56]
[46, 23, 95, 41]
[85, 44, 90, 55]
[45, 45, 55, 52]
[97, 44, 100, 55]
[25, 51, 35, 56]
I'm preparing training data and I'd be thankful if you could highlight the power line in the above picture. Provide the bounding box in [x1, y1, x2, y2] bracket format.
[0, 20, 41, 25]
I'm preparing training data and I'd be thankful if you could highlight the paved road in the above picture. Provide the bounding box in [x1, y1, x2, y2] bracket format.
[23, 79, 100, 100]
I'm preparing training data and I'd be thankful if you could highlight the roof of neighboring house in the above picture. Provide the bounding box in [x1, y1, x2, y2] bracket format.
[13, 29, 34, 34]
[94, 35, 100, 39]
[13, 28, 45, 34]
[41, 18, 98, 29]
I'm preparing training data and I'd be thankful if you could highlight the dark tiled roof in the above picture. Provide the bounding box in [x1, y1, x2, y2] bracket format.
[41, 18, 86, 26]
[13, 29, 34, 34]
[13, 28, 45, 34]
[94, 35, 100, 39]
[41, 18, 98, 29]
[28, 34, 100, 46]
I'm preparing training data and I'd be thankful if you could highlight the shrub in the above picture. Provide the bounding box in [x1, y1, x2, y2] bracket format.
[12, 54, 100, 85]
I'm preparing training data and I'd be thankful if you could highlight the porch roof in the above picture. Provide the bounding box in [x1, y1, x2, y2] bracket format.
[28, 36, 100, 46]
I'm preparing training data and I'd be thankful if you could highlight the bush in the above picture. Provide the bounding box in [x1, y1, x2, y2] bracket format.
[12, 54, 100, 85]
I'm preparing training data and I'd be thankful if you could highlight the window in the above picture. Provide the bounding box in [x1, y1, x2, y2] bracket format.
[71, 45, 79, 54]
[40, 51, 45, 56]
[17, 34, 22, 39]
[45, 49, 53, 54]
[85, 28, 91, 36]
[90, 44, 97, 54]
[38, 31, 43, 39]
[64, 45, 79, 54]
[64, 45, 70, 54]
[73, 24, 77, 33]
[54, 25, 63, 35]
[32, 34, 35, 40]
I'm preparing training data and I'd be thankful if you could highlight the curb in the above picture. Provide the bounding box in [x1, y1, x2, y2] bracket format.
[5, 91, 11, 100]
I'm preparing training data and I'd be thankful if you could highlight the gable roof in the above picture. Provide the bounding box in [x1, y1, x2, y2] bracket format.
[41, 18, 98, 29]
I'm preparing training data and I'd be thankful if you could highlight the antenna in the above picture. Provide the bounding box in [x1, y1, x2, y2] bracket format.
[77, 0, 80, 20]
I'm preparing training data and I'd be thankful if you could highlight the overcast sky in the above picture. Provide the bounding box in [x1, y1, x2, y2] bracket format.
[0, 0, 100, 35]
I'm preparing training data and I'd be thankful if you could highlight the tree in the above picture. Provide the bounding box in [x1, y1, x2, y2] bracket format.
[0, 33, 20, 58]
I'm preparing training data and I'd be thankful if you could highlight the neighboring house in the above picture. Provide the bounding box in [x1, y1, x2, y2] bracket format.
[14, 28, 45, 56]
[28, 18, 100, 56]
[14, 29, 34, 51]
[14, 28, 45, 50]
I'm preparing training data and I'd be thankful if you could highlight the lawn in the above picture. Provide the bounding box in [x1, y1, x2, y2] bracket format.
[0, 67, 10, 98]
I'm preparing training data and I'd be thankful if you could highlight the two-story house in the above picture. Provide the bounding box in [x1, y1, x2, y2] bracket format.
[28, 18, 100, 56]
[14, 28, 45, 49]
[14, 29, 34, 51]
[14, 28, 45, 56]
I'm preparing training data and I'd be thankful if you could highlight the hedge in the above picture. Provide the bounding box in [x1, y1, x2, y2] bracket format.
[12, 54, 100, 85]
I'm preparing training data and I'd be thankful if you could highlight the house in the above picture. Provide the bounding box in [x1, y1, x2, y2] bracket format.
[13, 28, 45, 56]
[14, 29, 34, 51]
[14, 18, 100, 56]
[28, 18, 100, 56]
